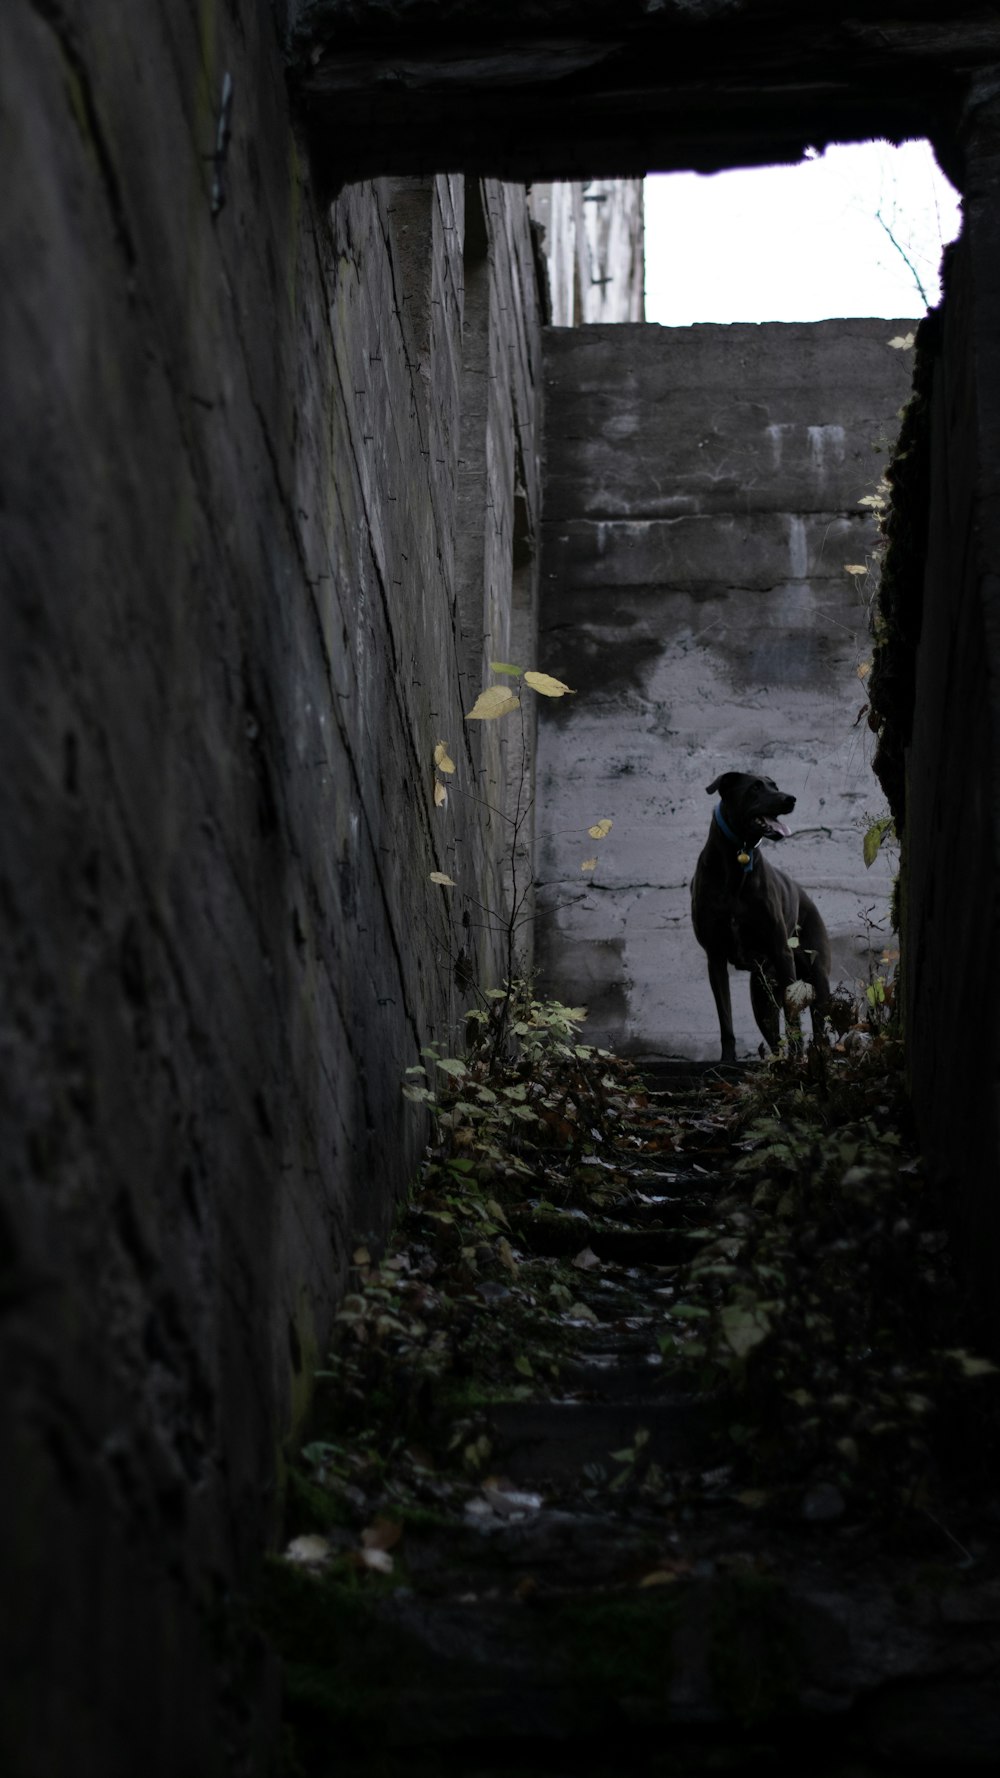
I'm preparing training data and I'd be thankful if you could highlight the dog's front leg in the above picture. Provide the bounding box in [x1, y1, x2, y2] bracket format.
[707, 952, 737, 1064]
[750, 961, 786, 1053]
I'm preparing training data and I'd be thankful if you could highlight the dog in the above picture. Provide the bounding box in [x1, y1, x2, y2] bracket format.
[691, 771, 831, 1064]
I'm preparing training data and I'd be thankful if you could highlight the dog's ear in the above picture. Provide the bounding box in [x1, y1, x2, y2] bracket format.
[706, 771, 740, 797]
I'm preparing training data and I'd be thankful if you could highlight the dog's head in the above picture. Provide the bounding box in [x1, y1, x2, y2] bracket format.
[706, 771, 795, 843]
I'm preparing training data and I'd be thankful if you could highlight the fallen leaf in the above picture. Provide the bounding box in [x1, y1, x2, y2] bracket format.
[434, 741, 456, 773]
[361, 1517, 403, 1552]
[943, 1348, 1000, 1378]
[802, 1482, 845, 1522]
[572, 1246, 602, 1271]
[359, 1546, 394, 1573]
[785, 980, 814, 1011]
[719, 1303, 771, 1358]
[434, 779, 448, 808]
[285, 1535, 332, 1567]
[523, 670, 575, 698]
[888, 332, 916, 349]
[563, 1301, 599, 1324]
[588, 818, 613, 839]
[465, 686, 520, 721]
[430, 871, 457, 886]
[352, 1246, 372, 1266]
[581, 857, 597, 872]
[482, 1484, 543, 1518]
[843, 563, 868, 576]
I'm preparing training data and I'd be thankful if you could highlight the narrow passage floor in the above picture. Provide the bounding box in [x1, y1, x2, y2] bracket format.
[263, 1026, 1000, 1777]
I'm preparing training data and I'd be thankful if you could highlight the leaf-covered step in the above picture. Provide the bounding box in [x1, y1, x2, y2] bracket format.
[510, 1214, 701, 1267]
[487, 1397, 722, 1486]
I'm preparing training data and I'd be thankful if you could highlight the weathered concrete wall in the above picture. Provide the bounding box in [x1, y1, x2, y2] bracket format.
[529, 180, 645, 324]
[535, 321, 915, 1058]
[0, 4, 542, 1772]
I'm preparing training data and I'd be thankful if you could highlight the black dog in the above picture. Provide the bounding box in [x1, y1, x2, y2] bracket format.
[691, 771, 831, 1064]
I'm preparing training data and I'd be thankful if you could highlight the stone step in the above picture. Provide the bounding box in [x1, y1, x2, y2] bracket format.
[487, 1396, 722, 1485]
[511, 1219, 700, 1267]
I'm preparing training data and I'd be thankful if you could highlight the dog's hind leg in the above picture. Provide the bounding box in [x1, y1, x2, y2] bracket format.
[807, 960, 831, 1046]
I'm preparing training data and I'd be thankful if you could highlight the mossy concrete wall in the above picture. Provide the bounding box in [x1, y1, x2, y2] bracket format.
[0, 3, 543, 1771]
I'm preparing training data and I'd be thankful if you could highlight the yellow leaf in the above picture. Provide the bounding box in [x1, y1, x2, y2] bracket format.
[581, 857, 597, 872]
[497, 1238, 518, 1275]
[857, 661, 872, 679]
[465, 686, 520, 721]
[843, 563, 868, 576]
[429, 871, 457, 887]
[588, 818, 613, 839]
[523, 670, 575, 698]
[434, 779, 448, 808]
[434, 741, 456, 774]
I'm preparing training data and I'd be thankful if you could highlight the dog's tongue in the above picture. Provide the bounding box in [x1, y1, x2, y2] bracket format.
[762, 817, 791, 839]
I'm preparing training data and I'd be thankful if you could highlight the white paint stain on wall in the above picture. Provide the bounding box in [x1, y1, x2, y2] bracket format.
[807, 423, 846, 475]
[766, 422, 794, 469]
[787, 513, 809, 579]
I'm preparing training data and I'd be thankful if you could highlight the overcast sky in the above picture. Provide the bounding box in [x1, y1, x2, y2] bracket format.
[644, 140, 962, 326]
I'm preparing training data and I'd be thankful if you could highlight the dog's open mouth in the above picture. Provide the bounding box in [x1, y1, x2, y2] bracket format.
[756, 816, 791, 840]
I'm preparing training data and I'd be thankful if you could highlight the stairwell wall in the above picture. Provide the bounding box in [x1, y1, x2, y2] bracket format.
[0, 4, 544, 1771]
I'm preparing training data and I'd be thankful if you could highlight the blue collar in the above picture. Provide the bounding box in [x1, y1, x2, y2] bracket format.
[714, 802, 757, 873]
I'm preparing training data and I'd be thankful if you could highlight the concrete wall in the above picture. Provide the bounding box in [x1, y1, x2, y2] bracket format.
[535, 321, 915, 1059]
[0, 4, 542, 1771]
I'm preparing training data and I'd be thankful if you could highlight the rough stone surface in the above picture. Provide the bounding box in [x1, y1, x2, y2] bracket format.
[0, 5, 542, 1772]
[901, 82, 1000, 1345]
[535, 321, 914, 1059]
